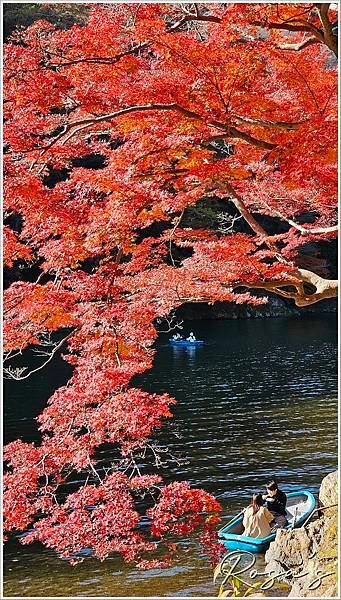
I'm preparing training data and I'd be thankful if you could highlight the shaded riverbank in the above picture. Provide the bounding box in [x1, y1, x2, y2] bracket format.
[177, 296, 336, 321]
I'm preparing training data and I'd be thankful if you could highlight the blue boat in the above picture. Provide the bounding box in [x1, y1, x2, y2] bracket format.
[218, 490, 316, 554]
[169, 339, 204, 346]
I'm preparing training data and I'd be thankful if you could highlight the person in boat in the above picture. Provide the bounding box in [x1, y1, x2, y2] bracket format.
[242, 493, 274, 538]
[172, 333, 182, 340]
[186, 332, 196, 341]
[263, 480, 288, 529]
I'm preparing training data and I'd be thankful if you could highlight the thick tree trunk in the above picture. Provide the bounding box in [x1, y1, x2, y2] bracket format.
[292, 269, 338, 306]
[227, 187, 338, 307]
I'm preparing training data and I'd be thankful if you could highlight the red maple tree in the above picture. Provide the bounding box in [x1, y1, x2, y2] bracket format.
[3, 3, 337, 566]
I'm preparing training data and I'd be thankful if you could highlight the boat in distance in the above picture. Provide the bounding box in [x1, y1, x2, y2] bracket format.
[169, 339, 204, 346]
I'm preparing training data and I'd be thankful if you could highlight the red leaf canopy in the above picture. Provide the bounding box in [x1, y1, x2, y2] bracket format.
[3, 3, 337, 564]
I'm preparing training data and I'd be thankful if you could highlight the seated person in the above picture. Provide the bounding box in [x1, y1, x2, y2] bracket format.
[186, 332, 196, 341]
[263, 480, 288, 529]
[243, 494, 274, 538]
[172, 333, 182, 340]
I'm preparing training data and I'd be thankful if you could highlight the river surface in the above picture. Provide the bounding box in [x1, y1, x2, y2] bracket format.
[3, 315, 338, 597]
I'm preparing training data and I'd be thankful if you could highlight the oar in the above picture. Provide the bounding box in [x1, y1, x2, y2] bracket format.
[302, 503, 338, 527]
[220, 508, 246, 530]
[291, 506, 298, 529]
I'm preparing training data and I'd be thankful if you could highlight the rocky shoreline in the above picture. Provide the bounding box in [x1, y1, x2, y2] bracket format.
[264, 471, 338, 598]
[177, 295, 336, 321]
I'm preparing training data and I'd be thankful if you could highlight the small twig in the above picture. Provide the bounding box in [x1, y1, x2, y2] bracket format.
[88, 459, 103, 483]
[169, 208, 185, 266]
[302, 503, 338, 527]
[155, 313, 183, 333]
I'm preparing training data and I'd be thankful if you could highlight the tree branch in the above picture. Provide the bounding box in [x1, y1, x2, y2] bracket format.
[31, 102, 276, 169]
[168, 13, 221, 32]
[168, 6, 336, 57]
[233, 115, 304, 131]
[294, 268, 338, 305]
[224, 183, 268, 237]
[279, 37, 321, 51]
[262, 202, 338, 235]
[4, 332, 72, 380]
[48, 43, 149, 68]
[315, 3, 338, 56]
[278, 217, 338, 236]
[241, 270, 338, 306]
[251, 19, 324, 40]
[223, 185, 338, 306]
[253, 5, 337, 56]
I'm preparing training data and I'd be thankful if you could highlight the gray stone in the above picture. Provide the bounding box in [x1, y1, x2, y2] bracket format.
[264, 472, 338, 598]
[319, 470, 338, 507]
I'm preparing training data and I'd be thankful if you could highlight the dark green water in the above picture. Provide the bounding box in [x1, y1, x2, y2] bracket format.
[3, 316, 338, 597]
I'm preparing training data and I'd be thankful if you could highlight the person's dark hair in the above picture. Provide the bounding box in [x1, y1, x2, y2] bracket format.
[266, 480, 278, 491]
[250, 493, 264, 515]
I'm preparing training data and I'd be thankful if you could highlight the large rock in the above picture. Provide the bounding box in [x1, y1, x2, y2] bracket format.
[264, 472, 338, 598]
[319, 470, 338, 506]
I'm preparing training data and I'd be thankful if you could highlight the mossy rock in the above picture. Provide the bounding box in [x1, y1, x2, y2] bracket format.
[317, 513, 338, 560]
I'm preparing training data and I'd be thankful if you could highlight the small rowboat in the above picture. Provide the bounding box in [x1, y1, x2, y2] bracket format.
[218, 490, 316, 554]
[169, 339, 204, 346]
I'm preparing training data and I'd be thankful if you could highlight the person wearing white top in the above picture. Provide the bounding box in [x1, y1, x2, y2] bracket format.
[186, 332, 196, 341]
[172, 333, 182, 340]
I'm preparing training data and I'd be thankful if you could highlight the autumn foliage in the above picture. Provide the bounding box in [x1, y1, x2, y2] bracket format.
[3, 3, 337, 565]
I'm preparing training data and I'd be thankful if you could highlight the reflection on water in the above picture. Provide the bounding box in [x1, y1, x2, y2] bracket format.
[4, 316, 337, 597]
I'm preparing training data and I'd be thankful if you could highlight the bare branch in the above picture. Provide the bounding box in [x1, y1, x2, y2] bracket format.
[233, 115, 304, 131]
[217, 212, 243, 234]
[224, 182, 268, 238]
[295, 268, 338, 305]
[48, 43, 149, 68]
[279, 38, 321, 51]
[88, 458, 103, 483]
[155, 312, 184, 333]
[251, 19, 324, 40]
[168, 12, 221, 32]
[4, 332, 72, 380]
[277, 217, 338, 236]
[263, 201, 338, 235]
[241, 270, 338, 306]
[253, 5, 337, 56]
[169, 208, 185, 266]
